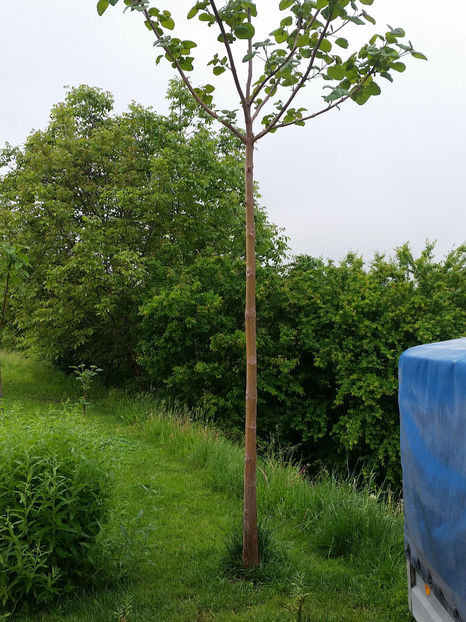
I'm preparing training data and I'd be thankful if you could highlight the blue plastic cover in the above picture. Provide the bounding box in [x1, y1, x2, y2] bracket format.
[399, 338, 466, 621]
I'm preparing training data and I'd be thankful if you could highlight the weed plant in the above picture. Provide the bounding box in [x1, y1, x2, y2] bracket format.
[69, 363, 102, 414]
[0, 414, 110, 611]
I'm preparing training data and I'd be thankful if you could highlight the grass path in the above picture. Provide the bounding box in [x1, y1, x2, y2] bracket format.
[1, 352, 411, 622]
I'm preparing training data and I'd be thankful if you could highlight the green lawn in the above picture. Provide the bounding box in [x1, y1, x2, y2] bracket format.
[1, 352, 412, 621]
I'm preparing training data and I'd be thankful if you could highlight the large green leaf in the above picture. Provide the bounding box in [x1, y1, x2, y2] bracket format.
[187, 6, 200, 19]
[327, 65, 345, 81]
[271, 28, 288, 44]
[234, 23, 255, 40]
[97, 0, 109, 16]
[390, 61, 406, 72]
[319, 39, 332, 53]
[160, 15, 175, 30]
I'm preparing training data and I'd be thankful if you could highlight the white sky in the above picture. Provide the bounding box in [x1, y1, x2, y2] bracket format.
[1, 1, 465, 261]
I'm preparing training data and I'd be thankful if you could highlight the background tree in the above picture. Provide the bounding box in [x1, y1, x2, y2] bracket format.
[2, 95, 463, 491]
[0, 84, 283, 382]
[96, 0, 424, 566]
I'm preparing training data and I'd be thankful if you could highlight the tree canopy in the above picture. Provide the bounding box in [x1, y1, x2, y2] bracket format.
[0, 84, 284, 380]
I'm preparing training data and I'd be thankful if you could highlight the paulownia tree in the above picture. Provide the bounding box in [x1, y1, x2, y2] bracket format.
[96, 0, 424, 567]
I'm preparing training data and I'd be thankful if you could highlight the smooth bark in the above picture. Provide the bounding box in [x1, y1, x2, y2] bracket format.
[242, 127, 259, 567]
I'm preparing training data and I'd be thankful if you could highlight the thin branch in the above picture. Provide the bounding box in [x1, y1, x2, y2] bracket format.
[143, 9, 246, 142]
[250, 35, 300, 111]
[254, 10, 334, 141]
[262, 71, 374, 136]
[327, 15, 353, 38]
[209, 1, 247, 110]
[246, 9, 253, 105]
[250, 11, 319, 108]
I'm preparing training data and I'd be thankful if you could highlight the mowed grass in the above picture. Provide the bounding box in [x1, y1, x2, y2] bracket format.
[1, 351, 412, 622]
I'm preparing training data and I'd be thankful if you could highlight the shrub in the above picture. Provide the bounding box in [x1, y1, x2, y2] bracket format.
[138, 244, 466, 487]
[0, 421, 110, 610]
[309, 475, 403, 569]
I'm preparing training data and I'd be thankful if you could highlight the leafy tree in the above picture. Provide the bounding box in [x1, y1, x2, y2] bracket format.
[96, 0, 424, 566]
[139, 254, 294, 437]
[0, 85, 283, 381]
[139, 255, 246, 425]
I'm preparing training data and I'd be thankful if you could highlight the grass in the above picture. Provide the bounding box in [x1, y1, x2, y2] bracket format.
[0, 351, 411, 621]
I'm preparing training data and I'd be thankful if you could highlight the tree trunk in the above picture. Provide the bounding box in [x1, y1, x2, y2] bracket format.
[242, 128, 259, 567]
[0, 264, 9, 412]
[0, 355, 3, 410]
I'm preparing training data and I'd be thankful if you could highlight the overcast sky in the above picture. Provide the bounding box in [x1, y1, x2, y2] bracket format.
[1, 1, 465, 262]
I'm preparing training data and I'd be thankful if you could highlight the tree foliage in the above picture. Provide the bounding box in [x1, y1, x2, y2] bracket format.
[0, 232, 30, 405]
[286, 244, 466, 485]
[2, 89, 463, 489]
[96, 0, 425, 139]
[138, 243, 466, 486]
[0, 85, 284, 380]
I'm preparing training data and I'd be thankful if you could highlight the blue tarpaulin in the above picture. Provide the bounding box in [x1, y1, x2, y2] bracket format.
[399, 338, 466, 621]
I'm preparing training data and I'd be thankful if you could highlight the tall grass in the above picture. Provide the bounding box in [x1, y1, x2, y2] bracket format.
[133, 399, 405, 592]
[221, 518, 287, 584]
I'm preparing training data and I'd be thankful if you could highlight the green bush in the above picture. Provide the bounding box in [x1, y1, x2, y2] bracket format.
[139, 243, 465, 486]
[0, 423, 110, 610]
[287, 244, 466, 485]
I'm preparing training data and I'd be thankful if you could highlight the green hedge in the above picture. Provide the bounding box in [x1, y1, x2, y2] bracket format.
[138, 244, 466, 486]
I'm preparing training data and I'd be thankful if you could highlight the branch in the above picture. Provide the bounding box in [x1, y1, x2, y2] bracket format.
[254, 10, 333, 141]
[246, 10, 253, 104]
[143, 8, 246, 142]
[328, 15, 352, 38]
[250, 11, 320, 108]
[261, 71, 375, 136]
[250, 37, 300, 112]
[209, 1, 247, 110]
